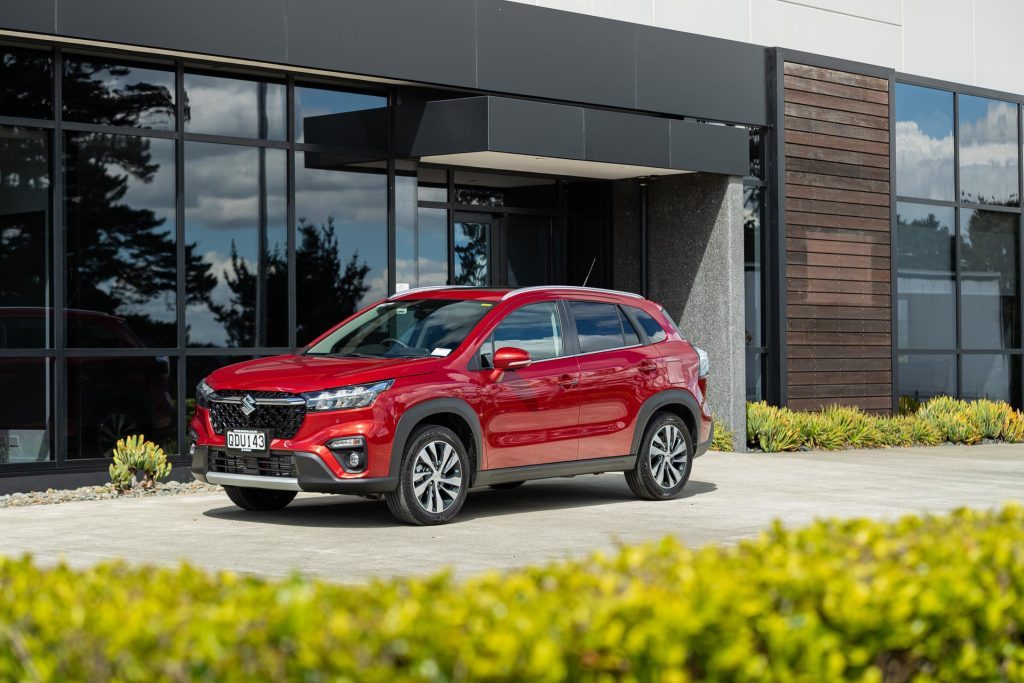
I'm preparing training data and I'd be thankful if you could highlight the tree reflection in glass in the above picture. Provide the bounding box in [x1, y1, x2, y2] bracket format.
[0, 127, 51, 348]
[453, 222, 490, 286]
[64, 132, 192, 348]
[960, 210, 1020, 349]
[62, 56, 175, 130]
[185, 142, 287, 348]
[895, 204, 956, 349]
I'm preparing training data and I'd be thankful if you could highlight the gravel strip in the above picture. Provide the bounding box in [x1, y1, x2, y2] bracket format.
[0, 480, 220, 509]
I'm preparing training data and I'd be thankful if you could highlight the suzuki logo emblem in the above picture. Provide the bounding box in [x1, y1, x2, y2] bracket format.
[240, 394, 258, 416]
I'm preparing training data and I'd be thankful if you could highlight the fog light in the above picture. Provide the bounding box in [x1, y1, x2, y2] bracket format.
[327, 436, 367, 473]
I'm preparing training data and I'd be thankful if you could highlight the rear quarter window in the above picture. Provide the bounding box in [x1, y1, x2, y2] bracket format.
[628, 306, 668, 343]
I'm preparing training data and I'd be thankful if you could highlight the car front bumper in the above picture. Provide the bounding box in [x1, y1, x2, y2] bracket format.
[191, 445, 398, 494]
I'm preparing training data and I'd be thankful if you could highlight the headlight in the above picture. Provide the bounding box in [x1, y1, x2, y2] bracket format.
[694, 347, 710, 378]
[196, 379, 216, 408]
[302, 380, 393, 411]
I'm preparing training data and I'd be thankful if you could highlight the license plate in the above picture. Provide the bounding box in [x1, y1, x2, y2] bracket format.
[225, 429, 268, 454]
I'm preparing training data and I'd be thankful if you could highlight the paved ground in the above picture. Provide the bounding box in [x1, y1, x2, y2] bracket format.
[1, 444, 1021, 581]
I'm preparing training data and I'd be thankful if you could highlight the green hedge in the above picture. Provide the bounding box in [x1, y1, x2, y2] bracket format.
[2, 505, 1023, 681]
[747, 396, 1024, 452]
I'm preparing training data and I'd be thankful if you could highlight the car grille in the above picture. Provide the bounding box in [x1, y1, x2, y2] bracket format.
[208, 449, 296, 478]
[208, 390, 306, 439]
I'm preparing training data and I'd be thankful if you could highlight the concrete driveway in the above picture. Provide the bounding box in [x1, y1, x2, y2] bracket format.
[1, 445, 1021, 581]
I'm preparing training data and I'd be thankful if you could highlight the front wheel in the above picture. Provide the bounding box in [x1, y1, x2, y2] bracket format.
[385, 425, 469, 525]
[625, 413, 693, 500]
[223, 485, 297, 511]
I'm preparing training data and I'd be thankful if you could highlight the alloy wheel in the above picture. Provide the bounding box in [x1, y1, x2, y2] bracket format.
[412, 440, 463, 513]
[648, 424, 688, 489]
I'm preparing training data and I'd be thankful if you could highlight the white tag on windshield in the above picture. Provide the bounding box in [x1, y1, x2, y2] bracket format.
[431, 348, 451, 357]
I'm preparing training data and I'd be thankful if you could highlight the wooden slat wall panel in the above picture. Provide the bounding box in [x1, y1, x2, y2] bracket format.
[783, 61, 892, 413]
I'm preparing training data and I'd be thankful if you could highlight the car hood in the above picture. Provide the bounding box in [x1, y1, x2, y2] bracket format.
[205, 354, 442, 394]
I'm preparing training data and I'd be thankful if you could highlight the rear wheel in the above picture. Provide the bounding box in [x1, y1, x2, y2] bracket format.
[223, 485, 297, 511]
[385, 425, 470, 525]
[625, 413, 692, 501]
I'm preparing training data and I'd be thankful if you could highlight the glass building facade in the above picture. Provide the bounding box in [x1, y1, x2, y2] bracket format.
[0, 42, 631, 472]
[895, 81, 1023, 409]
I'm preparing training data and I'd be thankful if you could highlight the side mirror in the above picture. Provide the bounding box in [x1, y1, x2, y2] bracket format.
[493, 346, 532, 371]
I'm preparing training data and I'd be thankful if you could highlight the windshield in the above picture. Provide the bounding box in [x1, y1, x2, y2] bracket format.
[305, 299, 494, 358]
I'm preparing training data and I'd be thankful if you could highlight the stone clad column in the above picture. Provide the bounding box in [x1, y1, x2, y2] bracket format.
[645, 173, 746, 450]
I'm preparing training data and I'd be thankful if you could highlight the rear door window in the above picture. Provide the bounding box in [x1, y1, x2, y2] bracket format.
[570, 301, 636, 354]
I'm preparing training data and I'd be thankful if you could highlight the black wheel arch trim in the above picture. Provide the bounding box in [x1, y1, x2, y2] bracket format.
[630, 389, 703, 456]
[389, 397, 485, 481]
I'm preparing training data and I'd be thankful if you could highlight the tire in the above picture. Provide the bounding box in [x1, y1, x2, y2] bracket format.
[385, 425, 470, 525]
[625, 412, 693, 501]
[489, 481, 525, 490]
[223, 485, 297, 511]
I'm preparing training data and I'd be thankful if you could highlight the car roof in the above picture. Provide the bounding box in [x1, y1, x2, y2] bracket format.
[388, 285, 648, 305]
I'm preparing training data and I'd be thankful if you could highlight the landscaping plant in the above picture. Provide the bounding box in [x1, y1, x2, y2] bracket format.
[746, 396, 1024, 451]
[108, 435, 172, 493]
[0, 505, 1021, 681]
[710, 417, 733, 451]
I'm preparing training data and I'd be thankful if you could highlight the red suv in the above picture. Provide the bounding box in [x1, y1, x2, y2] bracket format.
[190, 286, 712, 525]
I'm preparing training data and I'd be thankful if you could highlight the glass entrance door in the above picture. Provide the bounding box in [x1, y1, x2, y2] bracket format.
[452, 214, 494, 286]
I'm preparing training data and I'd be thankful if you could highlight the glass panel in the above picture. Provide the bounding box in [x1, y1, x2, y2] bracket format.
[629, 307, 668, 343]
[294, 86, 387, 148]
[294, 151, 387, 346]
[396, 173, 447, 290]
[897, 353, 957, 413]
[454, 171, 557, 210]
[417, 167, 448, 203]
[571, 301, 627, 353]
[745, 352, 764, 402]
[748, 129, 764, 180]
[505, 215, 551, 287]
[896, 203, 956, 349]
[618, 307, 640, 346]
[184, 72, 286, 140]
[492, 302, 564, 361]
[0, 127, 51, 348]
[895, 83, 954, 201]
[187, 355, 243, 425]
[961, 354, 1022, 407]
[744, 186, 763, 348]
[959, 210, 1020, 349]
[958, 95, 1019, 207]
[453, 220, 490, 286]
[63, 57, 175, 130]
[67, 355, 177, 459]
[185, 142, 287, 347]
[0, 46, 53, 119]
[0, 357, 53, 464]
[307, 299, 491, 358]
[64, 133, 177, 348]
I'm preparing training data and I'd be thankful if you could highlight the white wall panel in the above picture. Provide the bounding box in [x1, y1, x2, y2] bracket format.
[751, 0, 902, 68]
[652, 0, 750, 42]
[902, 0, 973, 87]
[783, 0, 900, 25]
[973, 0, 1024, 96]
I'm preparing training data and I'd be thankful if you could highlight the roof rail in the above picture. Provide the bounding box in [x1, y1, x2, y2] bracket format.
[388, 285, 479, 300]
[500, 286, 645, 301]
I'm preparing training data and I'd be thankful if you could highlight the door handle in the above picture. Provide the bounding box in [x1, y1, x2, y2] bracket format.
[557, 373, 578, 389]
[637, 360, 658, 374]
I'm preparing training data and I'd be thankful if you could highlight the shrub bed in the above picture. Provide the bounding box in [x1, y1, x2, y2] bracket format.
[2, 506, 1023, 681]
[746, 397, 1024, 453]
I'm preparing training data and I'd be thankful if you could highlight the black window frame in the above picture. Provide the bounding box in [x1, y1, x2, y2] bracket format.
[894, 75, 1024, 410]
